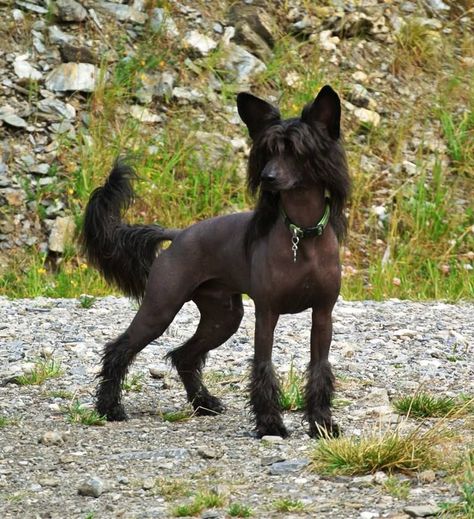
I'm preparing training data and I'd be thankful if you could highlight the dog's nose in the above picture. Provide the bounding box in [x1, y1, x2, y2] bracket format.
[261, 167, 277, 183]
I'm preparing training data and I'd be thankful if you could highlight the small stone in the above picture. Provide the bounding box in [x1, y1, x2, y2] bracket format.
[48, 25, 75, 45]
[269, 459, 309, 475]
[13, 56, 43, 81]
[98, 2, 147, 24]
[404, 505, 440, 517]
[261, 435, 285, 444]
[0, 111, 27, 128]
[354, 107, 381, 128]
[197, 447, 222, 459]
[37, 98, 76, 121]
[142, 478, 154, 490]
[78, 477, 105, 498]
[45, 63, 100, 92]
[128, 105, 162, 124]
[150, 8, 179, 37]
[222, 43, 266, 84]
[418, 470, 436, 483]
[184, 30, 217, 56]
[352, 474, 374, 487]
[171, 87, 205, 104]
[40, 431, 64, 445]
[39, 478, 60, 487]
[56, 0, 88, 22]
[374, 471, 388, 484]
[59, 43, 98, 65]
[48, 216, 76, 253]
[149, 366, 166, 379]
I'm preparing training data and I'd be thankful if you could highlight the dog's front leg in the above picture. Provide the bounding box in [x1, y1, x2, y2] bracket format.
[249, 308, 287, 438]
[305, 307, 340, 438]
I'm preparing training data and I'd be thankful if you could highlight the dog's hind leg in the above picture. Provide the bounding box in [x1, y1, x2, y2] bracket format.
[305, 306, 340, 438]
[167, 293, 243, 416]
[96, 277, 188, 421]
[250, 308, 287, 438]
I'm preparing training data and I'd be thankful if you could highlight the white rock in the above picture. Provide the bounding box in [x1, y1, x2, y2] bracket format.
[13, 57, 43, 80]
[223, 44, 266, 84]
[184, 30, 217, 56]
[128, 105, 162, 123]
[354, 107, 381, 127]
[98, 2, 147, 23]
[48, 216, 76, 253]
[45, 63, 100, 92]
[319, 30, 340, 51]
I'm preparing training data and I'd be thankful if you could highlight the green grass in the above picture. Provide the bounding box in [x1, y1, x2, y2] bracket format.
[228, 503, 253, 517]
[161, 409, 193, 422]
[122, 373, 144, 392]
[393, 393, 473, 419]
[279, 363, 305, 411]
[172, 491, 224, 517]
[382, 476, 411, 500]
[78, 294, 96, 308]
[273, 498, 305, 513]
[65, 400, 107, 426]
[14, 358, 62, 386]
[311, 424, 444, 476]
[0, 416, 12, 428]
[440, 450, 474, 518]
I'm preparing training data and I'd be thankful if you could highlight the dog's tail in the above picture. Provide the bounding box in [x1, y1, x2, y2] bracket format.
[81, 161, 176, 300]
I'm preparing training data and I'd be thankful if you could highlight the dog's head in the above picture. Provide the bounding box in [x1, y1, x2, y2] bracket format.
[237, 86, 342, 193]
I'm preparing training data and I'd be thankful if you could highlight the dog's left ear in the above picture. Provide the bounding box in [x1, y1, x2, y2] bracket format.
[301, 85, 341, 140]
[237, 92, 281, 140]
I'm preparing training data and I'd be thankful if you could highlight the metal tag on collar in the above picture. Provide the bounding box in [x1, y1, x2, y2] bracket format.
[291, 226, 300, 262]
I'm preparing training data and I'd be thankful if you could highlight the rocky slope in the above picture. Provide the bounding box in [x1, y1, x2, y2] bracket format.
[0, 0, 472, 281]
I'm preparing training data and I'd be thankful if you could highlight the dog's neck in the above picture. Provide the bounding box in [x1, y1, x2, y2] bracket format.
[279, 187, 327, 229]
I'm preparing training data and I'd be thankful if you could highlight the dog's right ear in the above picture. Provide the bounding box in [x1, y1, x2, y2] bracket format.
[237, 93, 281, 140]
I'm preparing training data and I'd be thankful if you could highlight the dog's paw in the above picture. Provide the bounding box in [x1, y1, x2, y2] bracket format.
[193, 395, 225, 416]
[308, 420, 340, 439]
[97, 403, 128, 421]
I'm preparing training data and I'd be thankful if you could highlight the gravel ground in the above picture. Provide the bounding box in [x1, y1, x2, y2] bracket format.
[0, 296, 473, 519]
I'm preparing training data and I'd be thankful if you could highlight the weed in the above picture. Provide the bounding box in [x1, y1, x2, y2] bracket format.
[383, 476, 411, 500]
[122, 373, 144, 392]
[172, 491, 224, 517]
[14, 358, 62, 386]
[273, 498, 305, 512]
[156, 477, 190, 499]
[45, 390, 74, 400]
[0, 416, 11, 428]
[393, 393, 473, 419]
[440, 450, 474, 517]
[161, 409, 193, 422]
[79, 294, 96, 308]
[279, 362, 305, 411]
[66, 400, 106, 426]
[228, 503, 253, 517]
[311, 423, 444, 476]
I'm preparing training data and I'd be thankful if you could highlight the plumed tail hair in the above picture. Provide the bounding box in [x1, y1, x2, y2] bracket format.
[81, 161, 173, 300]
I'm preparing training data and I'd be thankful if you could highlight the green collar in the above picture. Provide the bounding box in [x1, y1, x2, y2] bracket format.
[280, 196, 331, 238]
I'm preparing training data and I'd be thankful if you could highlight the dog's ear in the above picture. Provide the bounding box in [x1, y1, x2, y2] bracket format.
[237, 93, 281, 140]
[302, 85, 341, 140]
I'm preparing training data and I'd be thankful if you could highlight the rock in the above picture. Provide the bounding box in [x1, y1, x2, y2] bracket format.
[98, 2, 147, 24]
[269, 459, 309, 475]
[48, 25, 75, 45]
[149, 366, 166, 379]
[183, 30, 217, 56]
[354, 107, 381, 128]
[318, 30, 340, 52]
[0, 106, 27, 128]
[48, 216, 76, 253]
[13, 56, 43, 81]
[197, 447, 223, 459]
[59, 43, 98, 65]
[418, 470, 436, 483]
[150, 8, 179, 38]
[45, 63, 100, 92]
[374, 471, 388, 484]
[334, 12, 373, 39]
[128, 105, 162, 124]
[403, 505, 440, 517]
[425, 0, 450, 12]
[15, 1, 48, 14]
[142, 478, 154, 490]
[40, 431, 65, 445]
[171, 87, 205, 104]
[29, 163, 50, 175]
[348, 84, 377, 110]
[78, 477, 105, 498]
[261, 435, 284, 444]
[222, 43, 266, 84]
[37, 98, 76, 121]
[56, 0, 88, 22]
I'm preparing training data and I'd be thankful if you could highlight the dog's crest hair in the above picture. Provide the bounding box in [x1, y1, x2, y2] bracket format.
[243, 90, 350, 253]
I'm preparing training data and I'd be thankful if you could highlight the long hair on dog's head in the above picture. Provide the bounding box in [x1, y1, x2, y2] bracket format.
[237, 86, 351, 252]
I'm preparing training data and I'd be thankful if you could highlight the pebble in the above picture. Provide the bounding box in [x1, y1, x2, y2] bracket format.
[403, 505, 440, 517]
[269, 459, 309, 475]
[77, 477, 106, 498]
[56, 0, 88, 22]
[39, 431, 65, 446]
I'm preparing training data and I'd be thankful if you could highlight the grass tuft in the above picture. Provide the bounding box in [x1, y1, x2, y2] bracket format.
[161, 409, 193, 423]
[393, 393, 473, 419]
[228, 503, 253, 517]
[273, 498, 305, 512]
[172, 491, 224, 517]
[382, 475, 411, 500]
[312, 424, 444, 476]
[122, 373, 144, 392]
[14, 358, 62, 386]
[66, 400, 107, 426]
[279, 362, 305, 411]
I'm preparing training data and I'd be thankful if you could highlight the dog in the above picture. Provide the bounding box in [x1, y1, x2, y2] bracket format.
[82, 85, 350, 438]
